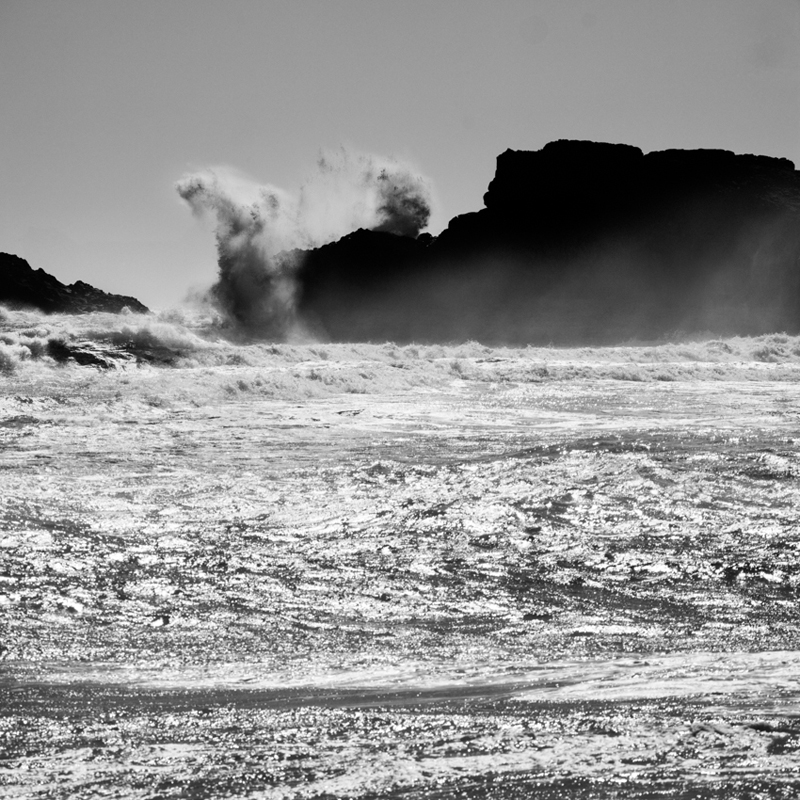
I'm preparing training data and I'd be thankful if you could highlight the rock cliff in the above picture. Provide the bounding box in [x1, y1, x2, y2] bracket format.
[0, 253, 149, 314]
[295, 141, 800, 344]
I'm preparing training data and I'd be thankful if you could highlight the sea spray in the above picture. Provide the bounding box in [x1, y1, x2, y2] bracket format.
[176, 149, 433, 338]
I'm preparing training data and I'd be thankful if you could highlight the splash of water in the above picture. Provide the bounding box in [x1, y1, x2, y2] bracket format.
[176, 149, 432, 338]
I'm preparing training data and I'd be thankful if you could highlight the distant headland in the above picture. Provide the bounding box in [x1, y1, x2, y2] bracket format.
[0, 252, 149, 315]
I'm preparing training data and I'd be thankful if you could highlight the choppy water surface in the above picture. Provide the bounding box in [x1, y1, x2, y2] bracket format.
[1, 340, 800, 797]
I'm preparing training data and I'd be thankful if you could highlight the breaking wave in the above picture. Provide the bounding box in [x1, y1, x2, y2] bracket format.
[175, 149, 433, 338]
[4, 305, 800, 409]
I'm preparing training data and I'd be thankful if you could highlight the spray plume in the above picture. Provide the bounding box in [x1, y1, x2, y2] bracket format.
[176, 149, 432, 338]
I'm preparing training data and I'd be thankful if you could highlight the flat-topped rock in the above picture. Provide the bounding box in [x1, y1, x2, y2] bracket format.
[294, 141, 800, 344]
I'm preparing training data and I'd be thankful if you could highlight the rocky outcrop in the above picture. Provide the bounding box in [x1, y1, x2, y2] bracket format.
[0, 252, 149, 314]
[294, 229, 432, 341]
[295, 141, 800, 344]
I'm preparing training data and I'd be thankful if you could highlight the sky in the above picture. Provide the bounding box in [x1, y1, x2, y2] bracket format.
[1, 0, 799, 309]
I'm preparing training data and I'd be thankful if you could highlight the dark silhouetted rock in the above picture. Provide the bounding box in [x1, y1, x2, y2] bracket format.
[295, 229, 432, 341]
[295, 141, 800, 344]
[0, 253, 149, 315]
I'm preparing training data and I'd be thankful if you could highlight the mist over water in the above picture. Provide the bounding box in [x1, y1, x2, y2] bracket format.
[176, 149, 432, 338]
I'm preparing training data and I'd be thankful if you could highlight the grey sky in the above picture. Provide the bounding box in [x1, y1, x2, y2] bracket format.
[1, 0, 798, 308]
